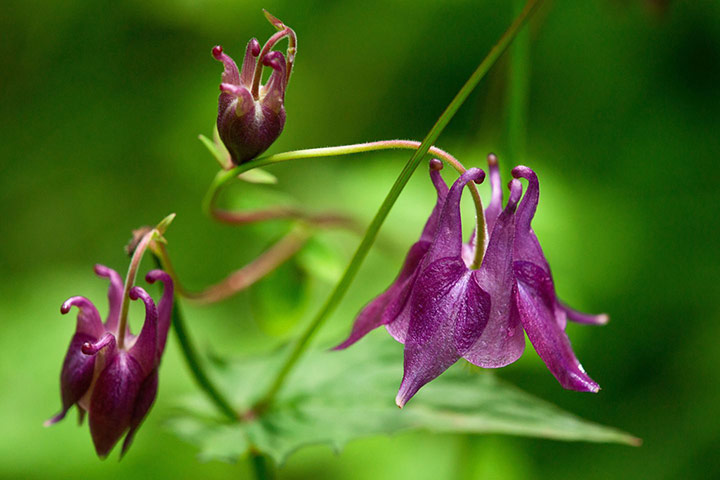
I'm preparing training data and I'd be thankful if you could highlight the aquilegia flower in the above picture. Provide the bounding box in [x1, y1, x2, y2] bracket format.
[213, 12, 296, 165]
[45, 266, 174, 458]
[336, 156, 607, 407]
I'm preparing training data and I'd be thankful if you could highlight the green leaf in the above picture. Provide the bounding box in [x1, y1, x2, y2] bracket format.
[167, 335, 638, 465]
[237, 168, 279, 185]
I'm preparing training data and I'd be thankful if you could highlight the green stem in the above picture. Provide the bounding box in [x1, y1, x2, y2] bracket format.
[506, 0, 532, 164]
[203, 140, 487, 262]
[250, 451, 275, 480]
[170, 297, 238, 422]
[118, 230, 155, 350]
[254, 0, 541, 411]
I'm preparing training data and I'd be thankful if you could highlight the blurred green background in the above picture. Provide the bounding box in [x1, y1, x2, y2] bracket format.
[2, 0, 719, 478]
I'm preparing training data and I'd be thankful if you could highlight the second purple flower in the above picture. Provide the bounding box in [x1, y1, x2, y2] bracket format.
[336, 156, 607, 406]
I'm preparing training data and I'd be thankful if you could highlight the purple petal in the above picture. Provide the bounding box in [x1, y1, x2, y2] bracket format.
[128, 287, 158, 374]
[240, 38, 261, 86]
[94, 264, 124, 332]
[60, 296, 105, 338]
[464, 179, 525, 368]
[560, 302, 609, 325]
[260, 51, 287, 114]
[514, 261, 600, 392]
[89, 352, 144, 458]
[81, 332, 116, 356]
[337, 241, 430, 349]
[511, 166, 550, 271]
[212, 45, 240, 85]
[45, 332, 99, 427]
[424, 168, 485, 263]
[396, 258, 490, 407]
[418, 166, 450, 243]
[120, 368, 158, 458]
[484, 153, 504, 234]
[145, 270, 174, 358]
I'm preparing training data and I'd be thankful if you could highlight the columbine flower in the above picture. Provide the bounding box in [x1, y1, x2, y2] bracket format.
[213, 11, 296, 165]
[45, 266, 174, 458]
[336, 156, 606, 407]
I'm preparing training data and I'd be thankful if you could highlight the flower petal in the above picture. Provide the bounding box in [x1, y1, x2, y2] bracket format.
[45, 332, 98, 427]
[240, 38, 261, 86]
[560, 302, 609, 325]
[60, 296, 105, 338]
[89, 351, 144, 458]
[418, 164, 449, 243]
[464, 179, 525, 368]
[511, 165, 551, 271]
[94, 264, 124, 332]
[335, 241, 429, 349]
[260, 50, 287, 114]
[212, 45, 240, 85]
[120, 368, 158, 459]
[484, 153, 504, 234]
[337, 162, 449, 348]
[514, 260, 599, 392]
[128, 287, 158, 374]
[145, 270, 174, 358]
[424, 168, 485, 263]
[396, 258, 490, 407]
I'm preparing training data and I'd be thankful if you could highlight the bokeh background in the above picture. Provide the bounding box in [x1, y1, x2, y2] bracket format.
[2, 0, 719, 478]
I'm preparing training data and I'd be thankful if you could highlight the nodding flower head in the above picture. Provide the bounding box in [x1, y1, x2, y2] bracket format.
[45, 266, 174, 459]
[336, 156, 607, 407]
[213, 11, 296, 165]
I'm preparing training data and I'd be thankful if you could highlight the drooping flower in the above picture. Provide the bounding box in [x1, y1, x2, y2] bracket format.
[336, 155, 606, 407]
[394, 167, 525, 406]
[45, 266, 174, 458]
[213, 12, 296, 165]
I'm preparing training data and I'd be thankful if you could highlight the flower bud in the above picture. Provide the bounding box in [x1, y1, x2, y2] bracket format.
[213, 12, 296, 165]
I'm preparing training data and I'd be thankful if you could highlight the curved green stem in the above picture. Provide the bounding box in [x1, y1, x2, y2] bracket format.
[152, 254, 238, 422]
[172, 298, 239, 422]
[506, 0, 531, 165]
[203, 140, 487, 263]
[253, 0, 541, 411]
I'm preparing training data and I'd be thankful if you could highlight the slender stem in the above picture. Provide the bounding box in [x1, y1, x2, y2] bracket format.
[250, 451, 275, 480]
[170, 298, 238, 422]
[506, 0, 531, 165]
[203, 140, 486, 247]
[254, 0, 541, 410]
[117, 230, 155, 350]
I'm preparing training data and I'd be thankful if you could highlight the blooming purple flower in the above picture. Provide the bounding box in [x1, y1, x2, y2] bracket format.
[336, 156, 607, 407]
[213, 13, 295, 165]
[45, 266, 174, 458]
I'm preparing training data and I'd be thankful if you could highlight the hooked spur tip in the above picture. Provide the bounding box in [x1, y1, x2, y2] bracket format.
[262, 50, 286, 69]
[487, 153, 498, 167]
[212, 45, 223, 59]
[511, 165, 534, 180]
[429, 158, 443, 171]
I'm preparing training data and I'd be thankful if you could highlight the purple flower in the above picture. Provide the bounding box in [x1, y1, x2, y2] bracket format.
[45, 266, 174, 458]
[336, 157, 606, 407]
[213, 13, 295, 165]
